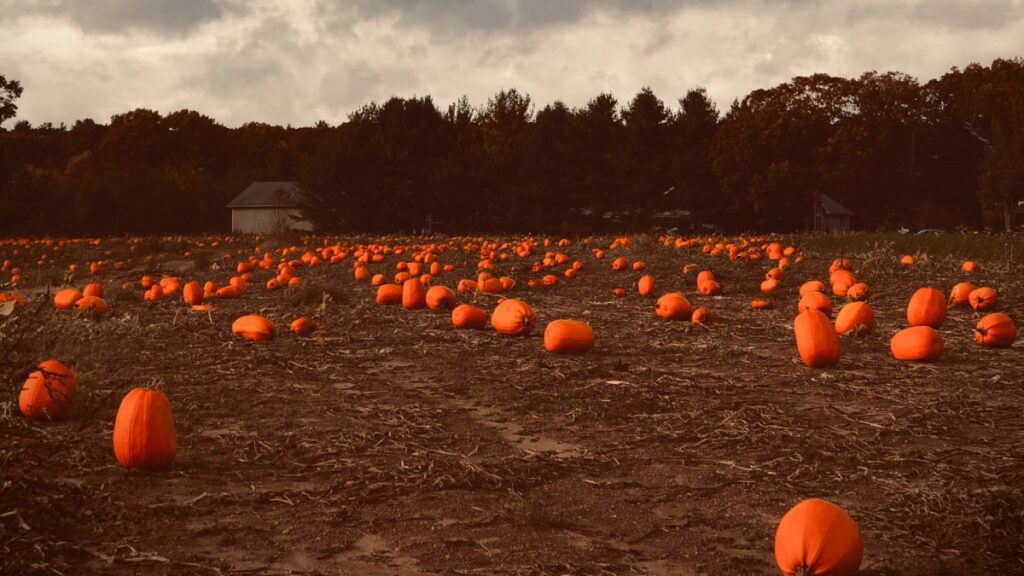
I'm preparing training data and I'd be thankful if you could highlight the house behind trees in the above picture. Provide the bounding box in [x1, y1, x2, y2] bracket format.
[227, 182, 314, 234]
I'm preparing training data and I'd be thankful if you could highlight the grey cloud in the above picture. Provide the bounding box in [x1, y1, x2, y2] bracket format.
[911, 0, 1023, 29]
[3, 0, 237, 35]
[319, 0, 700, 36]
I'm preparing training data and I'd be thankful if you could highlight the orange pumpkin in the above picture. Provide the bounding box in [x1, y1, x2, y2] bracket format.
[611, 257, 629, 271]
[182, 281, 203, 306]
[799, 280, 826, 298]
[906, 287, 946, 328]
[797, 291, 832, 317]
[697, 280, 721, 296]
[491, 299, 536, 336]
[961, 260, 979, 273]
[891, 326, 943, 361]
[845, 282, 869, 301]
[75, 296, 108, 318]
[968, 287, 997, 311]
[231, 315, 275, 341]
[19, 359, 77, 420]
[612, 288, 626, 298]
[402, 278, 426, 309]
[794, 309, 841, 367]
[751, 299, 772, 309]
[949, 282, 975, 307]
[974, 313, 1017, 348]
[761, 278, 780, 293]
[376, 284, 403, 305]
[452, 304, 488, 329]
[290, 317, 318, 335]
[691, 307, 711, 325]
[543, 320, 595, 354]
[83, 282, 103, 298]
[774, 498, 863, 576]
[54, 288, 83, 309]
[425, 286, 457, 310]
[655, 293, 692, 320]
[834, 302, 874, 337]
[637, 274, 655, 297]
[113, 388, 177, 471]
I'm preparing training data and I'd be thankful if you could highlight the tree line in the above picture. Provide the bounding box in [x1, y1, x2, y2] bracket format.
[0, 57, 1021, 236]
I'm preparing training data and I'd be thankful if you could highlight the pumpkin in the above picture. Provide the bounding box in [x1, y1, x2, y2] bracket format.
[290, 317, 318, 335]
[54, 288, 83, 309]
[612, 288, 626, 298]
[543, 320, 595, 354]
[834, 302, 874, 336]
[968, 287, 997, 311]
[974, 313, 1017, 348]
[215, 285, 239, 299]
[612, 257, 629, 271]
[900, 254, 915, 266]
[774, 498, 863, 576]
[376, 284, 403, 305]
[961, 260, 979, 273]
[799, 280, 826, 298]
[794, 309, 841, 367]
[949, 282, 975, 306]
[761, 278, 780, 293]
[75, 296, 108, 318]
[845, 282, 869, 301]
[182, 281, 203, 306]
[906, 287, 946, 328]
[891, 326, 943, 361]
[113, 388, 177, 471]
[698, 280, 721, 296]
[751, 299, 772, 309]
[452, 304, 488, 329]
[426, 286, 457, 310]
[696, 270, 716, 285]
[491, 299, 536, 335]
[637, 275, 655, 297]
[19, 359, 77, 420]
[691, 307, 711, 325]
[402, 278, 426, 309]
[797, 291, 832, 317]
[231, 315, 275, 341]
[655, 293, 692, 320]
[83, 282, 103, 298]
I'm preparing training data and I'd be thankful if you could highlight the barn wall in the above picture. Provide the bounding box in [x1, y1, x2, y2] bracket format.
[231, 208, 314, 234]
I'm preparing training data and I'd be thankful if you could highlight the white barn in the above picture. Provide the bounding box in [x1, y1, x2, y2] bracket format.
[227, 181, 314, 234]
[812, 193, 855, 232]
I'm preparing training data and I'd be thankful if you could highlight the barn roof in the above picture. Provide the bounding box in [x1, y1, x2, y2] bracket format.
[227, 181, 305, 208]
[819, 193, 854, 216]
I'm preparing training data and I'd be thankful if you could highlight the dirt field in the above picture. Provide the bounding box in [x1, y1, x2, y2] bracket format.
[1, 234, 1022, 575]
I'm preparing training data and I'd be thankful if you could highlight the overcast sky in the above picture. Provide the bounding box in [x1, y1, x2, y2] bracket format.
[1, 0, 1023, 127]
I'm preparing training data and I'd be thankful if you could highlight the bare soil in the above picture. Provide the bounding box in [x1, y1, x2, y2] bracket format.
[1, 235, 1022, 575]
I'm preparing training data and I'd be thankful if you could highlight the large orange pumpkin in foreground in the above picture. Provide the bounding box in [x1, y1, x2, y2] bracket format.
[113, 388, 177, 471]
[491, 299, 536, 335]
[19, 359, 77, 420]
[906, 287, 946, 328]
[794, 309, 841, 368]
[891, 326, 943, 361]
[543, 320, 595, 354]
[231, 315, 275, 341]
[774, 498, 863, 576]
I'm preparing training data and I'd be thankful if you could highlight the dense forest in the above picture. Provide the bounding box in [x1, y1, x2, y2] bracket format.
[0, 57, 1021, 236]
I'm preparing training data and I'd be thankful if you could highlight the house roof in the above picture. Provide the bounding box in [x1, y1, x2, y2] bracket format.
[819, 193, 855, 216]
[227, 181, 305, 208]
